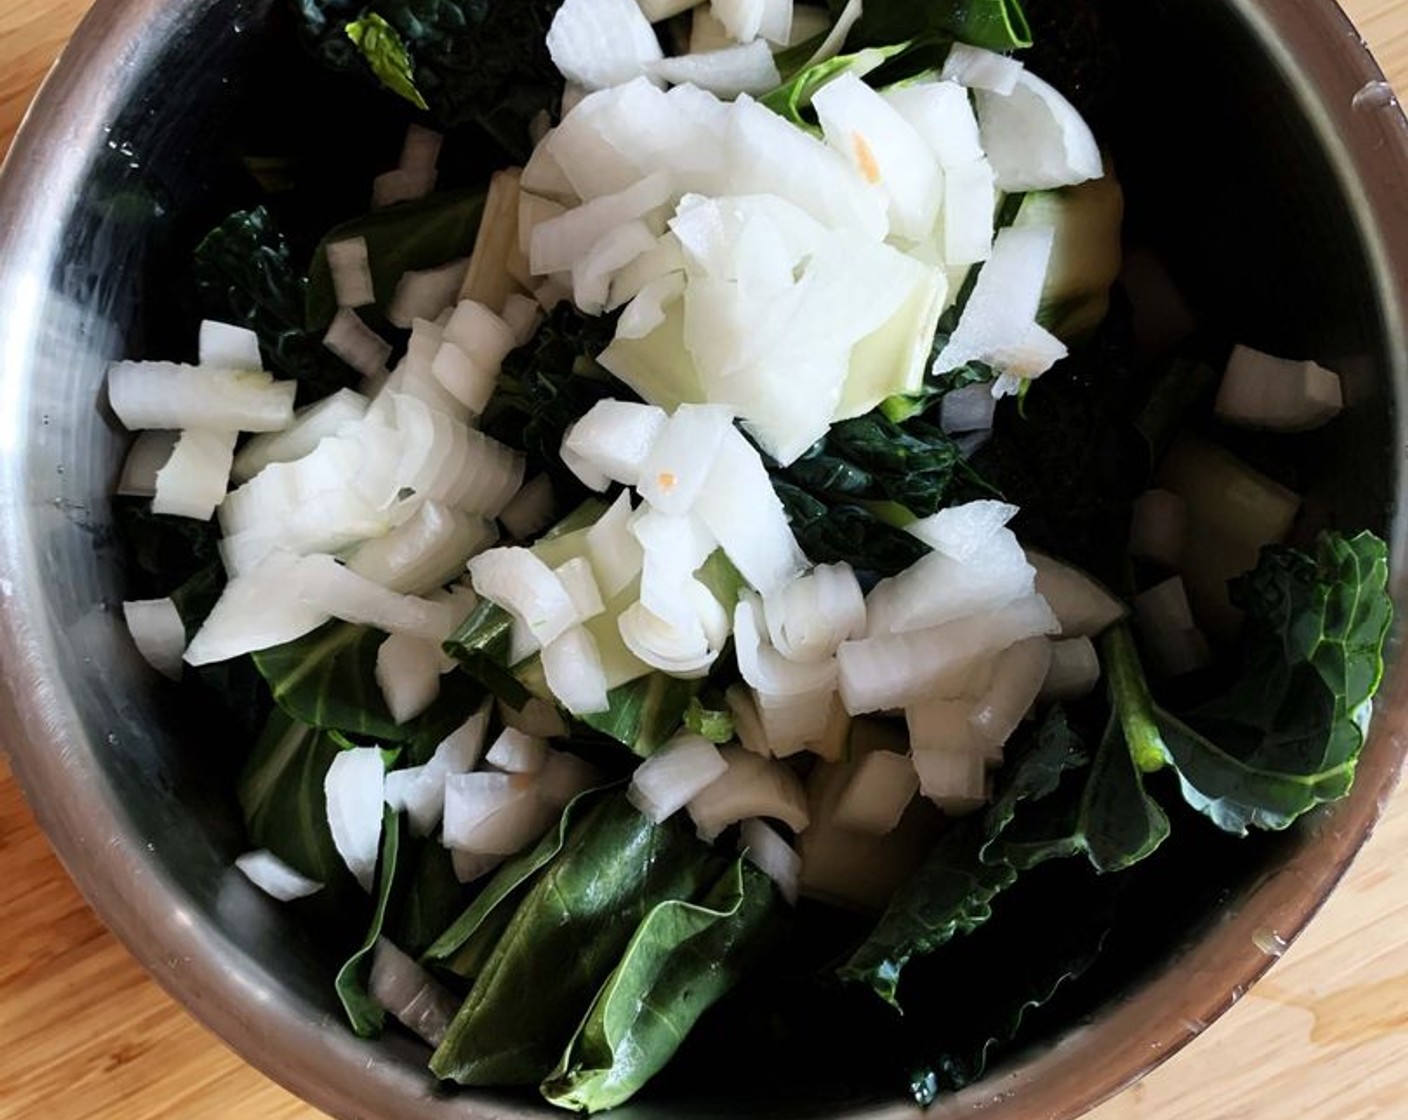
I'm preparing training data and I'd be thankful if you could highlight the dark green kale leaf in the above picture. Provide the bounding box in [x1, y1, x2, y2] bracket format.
[293, 0, 565, 160]
[193, 207, 358, 402]
[848, 0, 1032, 54]
[772, 480, 929, 580]
[1104, 531, 1393, 835]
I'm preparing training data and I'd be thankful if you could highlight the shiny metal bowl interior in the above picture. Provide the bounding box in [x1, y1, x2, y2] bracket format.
[1, 1, 1406, 1117]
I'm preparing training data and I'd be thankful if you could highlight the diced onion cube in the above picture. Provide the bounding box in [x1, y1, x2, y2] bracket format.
[738, 818, 800, 905]
[468, 546, 579, 645]
[325, 747, 386, 892]
[1040, 636, 1101, 702]
[108, 362, 296, 433]
[326, 237, 376, 309]
[542, 625, 612, 715]
[375, 632, 442, 724]
[485, 727, 550, 774]
[628, 733, 729, 822]
[1214, 344, 1344, 432]
[831, 750, 918, 835]
[235, 850, 323, 901]
[940, 43, 1024, 94]
[198, 321, 263, 369]
[687, 745, 809, 842]
[564, 399, 669, 487]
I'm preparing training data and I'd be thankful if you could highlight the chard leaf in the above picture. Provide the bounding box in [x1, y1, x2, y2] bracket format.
[254, 621, 484, 760]
[838, 709, 1088, 1005]
[193, 207, 355, 401]
[850, 0, 1032, 53]
[345, 13, 429, 112]
[390, 838, 474, 959]
[581, 674, 701, 758]
[305, 187, 485, 332]
[430, 795, 725, 1086]
[542, 859, 785, 1113]
[237, 709, 359, 901]
[422, 788, 611, 978]
[1103, 531, 1392, 835]
[335, 806, 401, 1037]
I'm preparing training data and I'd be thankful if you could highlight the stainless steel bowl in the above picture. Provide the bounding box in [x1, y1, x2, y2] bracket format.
[1, 1, 1405, 1117]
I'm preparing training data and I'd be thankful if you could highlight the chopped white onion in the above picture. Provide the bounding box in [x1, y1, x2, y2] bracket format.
[628, 733, 729, 822]
[369, 938, 460, 1047]
[586, 491, 645, 597]
[442, 771, 552, 855]
[1129, 488, 1188, 568]
[531, 171, 673, 277]
[388, 259, 472, 330]
[1136, 576, 1212, 677]
[911, 744, 988, 814]
[805, 694, 852, 762]
[738, 818, 800, 904]
[468, 546, 579, 645]
[905, 500, 1017, 560]
[831, 750, 918, 835]
[564, 399, 669, 487]
[122, 597, 186, 681]
[648, 41, 781, 98]
[725, 684, 771, 757]
[762, 563, 866, 664]
[547, 0, 666, 91]
[687, 745, 809, 842]
[884, 80, 984, 170]
[939, 381, 998, 434]
[375, 632, 442, 724]
[941, 157, 997, 266]
[451, 849, 506, 884]
[734, 594, 838, 697]
[500, 293, 543, 347]
[324, 309, 392, 378]
[151, 428, 236, 520]
[941, 42, 1024, 94]
[348, 501, 496, 595]
[293, 555, 458, 640]
[540, 748, 602, 807]
[384, 705, 492, 836]
[499, 696, 571, 740]
[184, 552, 330, 665]
[235, 849, 323, 901]
[542, 625, 612, 714]
[117, 429, 178, 497]
[934, 225, 1054, 374]
[637, 402, 734, 515]
[325, 747, 386, 892]
[231, 389, 368, 483]
[1214, 344, 1344, 432]
[485, 727, 550, 774]
[618, 596, 721, 677]
[198, 321, 263, 370]
[976, 69, 1103, 192]
[326, 237, 376, 309]
[373, 167, 438, 208]
[108, 362, 296, 432]
[969, 636, 1052, 748]
[554, 557, 606, 622]
[1027, 550, 1126, 637]
[399, 124, 443, 176]
[1040, 636, 1101, 702]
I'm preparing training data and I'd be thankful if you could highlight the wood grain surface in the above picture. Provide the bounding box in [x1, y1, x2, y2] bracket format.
[2, 4, 1407, 1119]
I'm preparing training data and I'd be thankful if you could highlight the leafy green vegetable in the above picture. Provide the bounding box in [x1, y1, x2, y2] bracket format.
[430, 795, 725, 1085]
[305, 188, 485, 331]
[773, 480, 929, 579]
[237, 710, 360, 899]
[683, 697, 734, 744]
[542, 859, 784, 1113]
[294, 0, 564, 159]
[336, 807, 402, 1036]
[423, 789, 610, 978]
[441, 599, 535, 710]
[390, 838, 474, 958]
[481, 303, 626, 499]
[254, 621, 484, 762]
[193, 207, 356, 401]
[849, 0, 1032, 53]
[345, 12, 429, 112]
[760, 44, 907, 127]
[581, 675, 701, 758]
[839, 709, 1086, 1005]
[1104, 531, 1392, 834]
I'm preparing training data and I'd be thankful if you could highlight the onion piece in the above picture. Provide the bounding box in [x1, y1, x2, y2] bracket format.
[198, 321, 263, 369]
[554, 557, 606, 622]
[940, 43, 1024, 94]
[117, 430, 178, 497]
[122, 597, 186, 681]
[564, 399, 669, 487]
[324, 308, 392, 378]
[1027, 550, 1127, 637]
[911, 744, 988, 814]
[184, 552, 330, 665]
[373, 167, 438, 208]
[108, 362, 296, 432]
[293, 555, 458, 640]
[933, 225, 1054, 375]
[369, 938, 460, 1048]
[938, 382, 997, 434]
[231, 389, 368, 483]
[637, 402, 734, 515]
[530, 172, 673, 276]
[905, 500, 1017, 560]
[384, 704, 492, 836]
[451, 850, 506, 884]
[1214, 344, 1344, 432]
[633, 507, 717, 622]
[399, 124, 443, 177]
[500, 293, 544, 347]
[547, 0, 666, 91]
[500, 474, 556, 541]
[617, 272, 685, 341]
[694, 426, 808, 598]
[234, 850, 323, 902]
[798, 0, 861, 68]
[976, 69, 1103, 192]
[725, 684, 771, 757]
[586, 491, 645, 597]
[969, 637, 1052, 748]
[734, 594, 838, 697]
[754, 685, 834, 757]
[468, 547, 578, 645]
[838, 595, 1060, 714]
[150, 428, 236, 521]
[649, 41, 781, 98]
[572, 220, 658, 315]
[348, 501, 496, 595]
[540, 748, 602, 807]
[762, 562, 866, 664]
[687, 745, 809, 842]
[1136, 576, 1212, 678]
[326, 237, 375, 309]
[1040, 636, 1101, 702]
[618, 597, 721, 677]
[499, 696, 571, 740]
[831, 750, 918, 835]
[805, 693, 852, 762]
[443, 300, 518, 372]
[325, 747, 386, 892]
[375, 632, 442, 724]
[1129, 488, 1188, 568]
[542, 625, 612, 715]
[628, 733, 729, 823]
[884, 80, 984, 170]
[738, 818, 800, 905]
[460, 168, 526, 316]
[940, 157, 997, 266]
[442, 771, 553, 855]
[388, 259, 471, 330]
[485, 728, 550, 774]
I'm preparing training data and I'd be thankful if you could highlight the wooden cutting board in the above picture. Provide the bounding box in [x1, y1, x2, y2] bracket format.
[1, 4, 1406, 1119]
